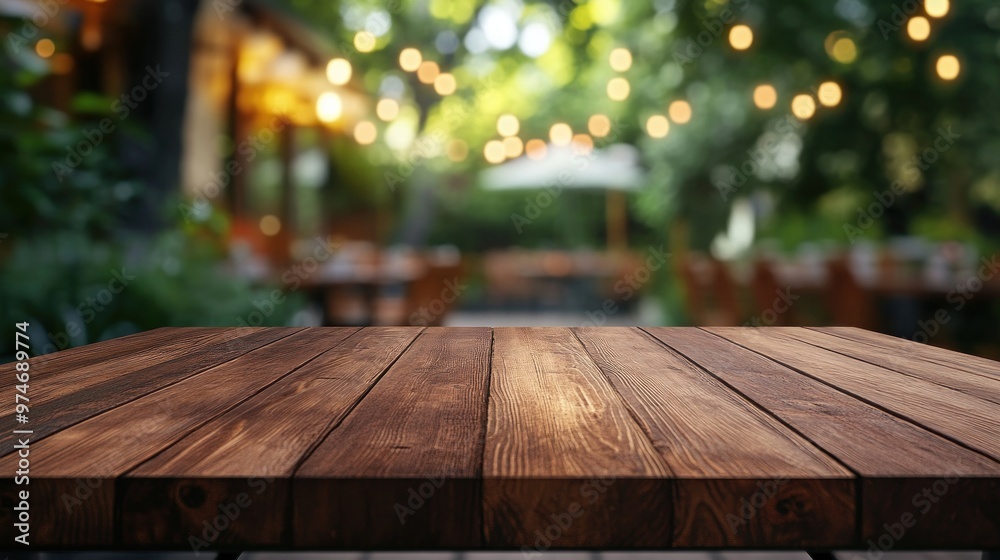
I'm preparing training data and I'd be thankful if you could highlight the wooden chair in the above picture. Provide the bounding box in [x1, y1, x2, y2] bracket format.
[678, 253, 742, 325]
[825, 255, 878, 331]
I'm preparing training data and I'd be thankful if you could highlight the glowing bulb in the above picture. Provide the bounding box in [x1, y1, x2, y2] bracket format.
[609, 48, 632, 72]
[376, 98, 399, 121]
[417, 61, 440, 84]
[549, 123, 572, 146]
[646, 115, 670, 138]
[316, 92, 342, 123]
[326, 58, 352, 85]
[668, 100, 692, 124]
[571, 134, 593, 153]
[791, 94, 816, 120]
[729, 25, 753, 50]
[936, 54, 960, 80]
[907, 17, 931, 41]
[753, 84, 777, 109]
[434, 73, 456, 95]
[353, 121, 377, 145]
[484, 140, 506, 164]
[925, 0, 949, 18]
[497, 114, 520, 137]
[607, 77, 630, 101]
[817, 82, 842, 107]
[525, 139, 547, 160]
[831, 37, 857, 64]
[35, 38, 55, 58]
[503, 136, 524, 158]
[588, 114, 611, 137]
[354, 31, 376, 53]
[399, 48, 422, 71]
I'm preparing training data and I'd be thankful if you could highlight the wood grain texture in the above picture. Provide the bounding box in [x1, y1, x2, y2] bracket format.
[576, 327, 855, 548]
[647, 327, 1000, 548]
[484, 327, 672, 549]
[812, 326, 1000, 380]
[707, 327, 1000, 462]
[0, 327, 336, 548]
[294, 327, 490, 549]
[120, 326, 419, 548]
[0, 327, 291, 454]
[782, 328, 1000, 405]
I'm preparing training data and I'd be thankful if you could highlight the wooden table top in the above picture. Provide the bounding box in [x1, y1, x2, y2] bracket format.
[3, 326, 999, 551]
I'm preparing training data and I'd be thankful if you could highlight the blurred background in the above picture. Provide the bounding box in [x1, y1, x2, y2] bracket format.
[2, 0, 1000, 359]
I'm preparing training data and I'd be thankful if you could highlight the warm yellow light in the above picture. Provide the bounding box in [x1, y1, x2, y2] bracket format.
[353, 121, 377, 145]
[399, 48, 422, 72]
[607, 77, 630, 101]
[417, 60, 440, 84]
[326, 58, 352, 85]
[354, 31, 376, 53]
[791, 94, 817, 120]
[434, 73, 457, 95]
[831, 37, 857, 64]
[525, 139, 548, 160]
[609, 48, 632, 72]
[668, 100, 692, 124]
[484, 140, 506, 164]
[35, 38, 55, 58]
[936, 54, 960, 80]
[549, 123, 572, 146]
[376, 98, 400, 121]
[753, 84, 778, 109]
[316, 92, 343, 123]
[497, 114, 520, 137]
[817, 82, 842, 107]
[259, 215, 281, 236]
[646, 115, 670, 138]
[447, 140, 468, 162]
[907, 16, 931, 41]
[571, 134, 594, 153]
[729, 25, 753, 50]
[503, 136, 524, 158]
[925, 0, 949, 18]
[588, 114, 612, 137]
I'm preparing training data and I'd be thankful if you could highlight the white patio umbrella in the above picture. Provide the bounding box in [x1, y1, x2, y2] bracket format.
[479, 143, 646, 248]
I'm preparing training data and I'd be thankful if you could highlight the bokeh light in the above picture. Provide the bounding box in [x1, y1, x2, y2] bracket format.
[353, 121, 377, 145]
[503, 136, 524, 158]
[729, 25, 753, 51]
[399, 48, 422, 71]
[497, 114, 520, 137]
[571, 134, 594, 154]
[753, 84, 778, 109]
[646, 115, 670, 138]
[417, 61, 440, 84]
[817, 82, 842, 107]
[434, 73, 456, 95]
[446, 139, 468, 162]
[316, 92, 342, 123]
[525, 139, 548, 160]
[484, 140, 506, 163]
[609, 48, 633, 72]
[326, 58, 352, 85]
[936, 54, 960, 80]
[588, 114, 612, 137]
[607, 77, 630, 101]
[907, 17, 931, 42]
[831, 37, 858, 64]
[791, 94, 816, 120]
[259, 215, 281, 236]
[35, 39, 55, 58]
[668, 100, 692, 124]
[376, 98, 400, 121]
[354, 31, 376, 53]
[550, 123, 572, 146]
[925, 0, 949, 18]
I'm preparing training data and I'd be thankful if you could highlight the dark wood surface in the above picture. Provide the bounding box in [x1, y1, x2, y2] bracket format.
[2, 327, 998, 550]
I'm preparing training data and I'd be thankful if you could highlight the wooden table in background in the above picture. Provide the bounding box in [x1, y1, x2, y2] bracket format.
[2, 327, 999, 554]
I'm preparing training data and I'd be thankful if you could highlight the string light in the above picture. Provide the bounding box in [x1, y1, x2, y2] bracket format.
[525, 139, 548, 160]
[399, 48, 422, 71]
[354, 121, 377, 145]
[609, 48, 632, 72]
[791, 94, 816, 120]
[484, 140, 506, 163]
[326, 58, 352, 85]
[729, 25, 753, 50]
[907, 17, 931, 41]
[549, 123, 572, 146]
[497, 114, 520, 137]
[936, 54, 960, 80]
[925, 0, 949, 18]
[607, 77, 630, 101]
[753, 84, 778, 109]
[817, 82, 842, 107]
[588, 114, 611, 137]
[646, 115, 670, 138]
[434, 73, 456, 95]
[668, 100, 692, 124]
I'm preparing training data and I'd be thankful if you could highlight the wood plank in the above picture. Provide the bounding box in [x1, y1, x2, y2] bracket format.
[706, 327, 1000, 462]
[484, 327, 673, 549]
[781, 328, 1000, 406]
[0, 327, 299, 454]
[293, 327, 490, 549]
[121, 326, 418, 548]
[647, 327, 1000, 549]
[811, 326, 1000, 380]
[0, 327, 346, 548]
[576, 327, 855, 548]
